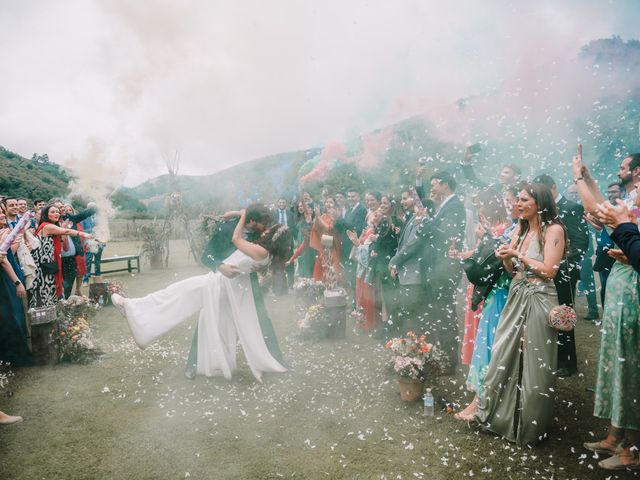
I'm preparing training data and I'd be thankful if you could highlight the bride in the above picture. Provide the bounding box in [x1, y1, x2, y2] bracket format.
[112, 209, 292, 382]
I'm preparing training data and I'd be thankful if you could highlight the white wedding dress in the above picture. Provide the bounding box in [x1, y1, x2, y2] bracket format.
[121, 250, 287, 381]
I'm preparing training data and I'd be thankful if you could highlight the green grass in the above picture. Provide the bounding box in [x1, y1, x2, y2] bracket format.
[0, 241, 633, 479]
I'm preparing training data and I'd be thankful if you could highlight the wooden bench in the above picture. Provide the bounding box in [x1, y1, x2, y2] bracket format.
[100, 255, 141, 274]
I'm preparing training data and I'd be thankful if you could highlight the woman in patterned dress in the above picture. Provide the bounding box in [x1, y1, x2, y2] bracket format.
[29, 204, 95, 307]
[572, 152, 640, 471]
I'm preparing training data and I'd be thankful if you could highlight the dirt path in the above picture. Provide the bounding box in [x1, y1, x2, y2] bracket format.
[0, 262, 624, 480]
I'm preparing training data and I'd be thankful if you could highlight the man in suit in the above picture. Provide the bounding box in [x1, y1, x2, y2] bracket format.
[185, 203, 284, 379]
[272, 198, 296, 293]
[388, 207, 428, 337]
[534, 174, 589, 377]
[421, 171, 467, 373]
[335, 190, 367, 293]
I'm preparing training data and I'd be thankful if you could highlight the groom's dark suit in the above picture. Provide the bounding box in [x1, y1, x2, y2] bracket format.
[187, 219, 284, 367]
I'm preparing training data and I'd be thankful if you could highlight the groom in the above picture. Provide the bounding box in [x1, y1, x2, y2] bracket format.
[185, 203, 285, 379]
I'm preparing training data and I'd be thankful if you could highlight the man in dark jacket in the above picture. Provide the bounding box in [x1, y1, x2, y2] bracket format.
[421, 171, 466, 373]
[534, 175, 589, 377]
[334, 190, 367, 293]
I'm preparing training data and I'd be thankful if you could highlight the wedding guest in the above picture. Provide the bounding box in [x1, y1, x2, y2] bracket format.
[423, 171, 466, 372]
[0, 220, 32, 366]
[475, 182, 564, 445]
[370, 195, 401, 335]
[334, 190, 367, 293]
[592, 182, 624, 303]
[453, 188, 511, 421]
[364, 191, 381, 215]
[5, 198, 20, 229]
[80, 209, 104, 286]
[30, 204, 94, 307]
[271, 198, 295, 294]
[63, 205, 87, 296]
[286, 201, 317, 278]
[573, 152, 640, 470]
[310, 199, 342, 285]
[16, 199, 28, 216]
[348, 211, 380, 332]
[533, 174, 589, 377]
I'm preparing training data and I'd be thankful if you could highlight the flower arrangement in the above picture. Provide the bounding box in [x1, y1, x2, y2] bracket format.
[107, 281, 127, 297]
[293, 278, 325, 302]
[56, 315, 97, 362]
[385, 331, 447, 380]
[58, 295, 100, 320]
[297, 303, 329, 337]
[54, 296, 100, 362]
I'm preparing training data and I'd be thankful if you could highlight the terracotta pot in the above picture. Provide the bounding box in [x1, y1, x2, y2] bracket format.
[398, 377, 424, 402]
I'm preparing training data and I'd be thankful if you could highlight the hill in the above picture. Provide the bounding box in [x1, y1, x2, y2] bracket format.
[0, 147, 71, 201]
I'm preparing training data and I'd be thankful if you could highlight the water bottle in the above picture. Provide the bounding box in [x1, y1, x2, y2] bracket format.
[98, 295, 104, 306]
[423, 388, 434, 417]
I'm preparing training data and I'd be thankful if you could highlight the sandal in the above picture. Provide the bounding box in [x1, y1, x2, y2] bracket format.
[598, 449, 640, 470]
[584, 435, 623, 456]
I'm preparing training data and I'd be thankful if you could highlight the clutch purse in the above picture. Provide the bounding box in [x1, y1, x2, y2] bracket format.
[548, 305, 577, 332]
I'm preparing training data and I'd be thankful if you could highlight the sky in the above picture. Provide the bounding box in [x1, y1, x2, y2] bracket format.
[1, 0, 639, 186]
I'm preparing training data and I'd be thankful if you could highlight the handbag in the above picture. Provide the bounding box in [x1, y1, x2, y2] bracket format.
[40, 261, 58, 275]
[462, 233, 506, 287]
[548, 260, 577, 332]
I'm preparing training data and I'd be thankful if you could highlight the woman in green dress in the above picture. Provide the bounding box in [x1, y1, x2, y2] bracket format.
[572, 152, 640, 471]
[287, 201, 317, 278]
[474, 183, 565, 446]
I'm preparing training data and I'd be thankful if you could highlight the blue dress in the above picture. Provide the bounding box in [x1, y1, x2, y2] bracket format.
[466, 272, 510, 393]
[466, 225, 514, 394]
[0, 250, 32, 366]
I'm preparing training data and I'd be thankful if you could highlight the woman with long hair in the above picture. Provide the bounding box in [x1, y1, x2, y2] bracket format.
[0, 209, 32, 366]
[370, 194, 401, 336]
[286, 200, 317, 278]
[348, 210, 380, 332]
[453, 188, 511, 421]
[30, 204, 94, 307]
[113, 210, 291, 381]
[473, 183, 565, 445]
[310, 198, 342, 285]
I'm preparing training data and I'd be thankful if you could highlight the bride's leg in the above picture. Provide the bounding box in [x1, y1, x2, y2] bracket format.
[122, 274, 210, 348]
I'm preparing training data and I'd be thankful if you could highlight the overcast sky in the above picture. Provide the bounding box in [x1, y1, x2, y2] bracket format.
[1, 0, 638, 186]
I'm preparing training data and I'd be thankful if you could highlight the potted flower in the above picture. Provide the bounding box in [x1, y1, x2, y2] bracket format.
[297, 303, 329, 338]
[385, 331, 445, 402]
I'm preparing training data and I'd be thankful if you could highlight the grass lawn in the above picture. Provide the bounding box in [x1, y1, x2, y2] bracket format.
[0, 240, 633, 480]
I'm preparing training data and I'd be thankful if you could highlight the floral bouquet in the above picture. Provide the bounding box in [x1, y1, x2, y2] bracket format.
[56, 315, 97, 362]
[297, 303, 329, 338]
[385, 331, 447, 381]
[58, 295, 100, 320]
[293, 278, 325, 297]
[107, 281, 127, 297]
